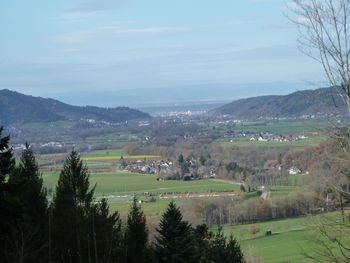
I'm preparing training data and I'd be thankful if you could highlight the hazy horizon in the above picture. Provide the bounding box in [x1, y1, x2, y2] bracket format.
[0, 0, 325, 106]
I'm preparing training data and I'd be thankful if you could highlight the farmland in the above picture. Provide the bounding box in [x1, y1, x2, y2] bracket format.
[204, 120, 332, 135]
[43, 171, 240, 196]
[219, 212, 348, 263]
[216, 135, 327, 149]
[32, 121, 342, 263]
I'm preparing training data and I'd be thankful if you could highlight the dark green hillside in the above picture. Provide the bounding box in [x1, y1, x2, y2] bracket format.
[0, 89, 151, 125]
[213, 87, 347, 119]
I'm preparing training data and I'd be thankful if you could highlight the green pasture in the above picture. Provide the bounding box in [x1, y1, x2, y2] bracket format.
[43, 172, 240, 196]
[22, 121, 73, 130]
[233, 120, 330, 134]
[83, 149, 126, 157]
[203, 120, 333, 135]
[221, 212, 347, 263]
[81, 155, 160, 161]
[80, 149, 160, 161]
[217, 135, 326, 149]
[269, 186, 296, 197]
[84, 132, 145, 149]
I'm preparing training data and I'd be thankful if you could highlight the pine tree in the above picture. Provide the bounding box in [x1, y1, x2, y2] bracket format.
[226, 235, 245, 263]
[52, 150, 95, 263]
[210, 227, 245, 263]
[6, 143, 48, 263]
[155, 201, 195, 263]
[0, 126, 19, 262]
[10, 143, 48, 223]
[89, 198, 123, 263]
[210, 228, 227, 263]
[124, 197, 148, 263]
[0, 126, 15, 183]
[192, 224, 213, 263]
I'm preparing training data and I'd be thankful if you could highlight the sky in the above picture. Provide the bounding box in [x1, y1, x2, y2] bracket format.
[0, 0, 325, 107]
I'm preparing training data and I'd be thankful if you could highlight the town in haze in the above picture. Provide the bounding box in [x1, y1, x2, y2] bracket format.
[1, 1, 350, 263]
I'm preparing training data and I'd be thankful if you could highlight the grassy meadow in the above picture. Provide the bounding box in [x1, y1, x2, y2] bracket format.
[43, 171, 240, 196]
[216, 135, 327, 149]
[220, 212, 347, 263]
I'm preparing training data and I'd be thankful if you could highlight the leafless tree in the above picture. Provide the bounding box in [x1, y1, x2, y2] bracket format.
[289, 0, 350, 114]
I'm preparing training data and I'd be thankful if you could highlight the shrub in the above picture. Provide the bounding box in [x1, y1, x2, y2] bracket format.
[249, 225, 260, 235]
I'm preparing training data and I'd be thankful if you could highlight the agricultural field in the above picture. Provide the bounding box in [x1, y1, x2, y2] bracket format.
[216, 135, 327, 149]
[81, 155, 160, 161]
[82, 149, 126, 157]
[83, 132, 146, 149]
[43, 171, 241, 196]
[43, 171, 242, 222]
[204, 120, 334, 134]
[220, 212, 347, 263]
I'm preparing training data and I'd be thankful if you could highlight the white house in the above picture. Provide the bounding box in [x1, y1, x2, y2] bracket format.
[288, 167, 302, 175]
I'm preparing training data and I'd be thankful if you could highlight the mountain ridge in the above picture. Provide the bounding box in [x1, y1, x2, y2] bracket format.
[212, 87, 347, 119]
[0, 89, 151, 125]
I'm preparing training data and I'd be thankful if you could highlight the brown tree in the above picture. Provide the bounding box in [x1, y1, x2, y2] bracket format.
[290, 0, 350, 114]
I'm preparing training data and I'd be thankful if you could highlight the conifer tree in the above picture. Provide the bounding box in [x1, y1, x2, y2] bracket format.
[89, 198, 123, 263]
[192, 224, 213, 263]
[210, 227, 245, 263]
[124, 197, 149, 263]
[0, 126, 18, 262]
[0, 126, 15, 183]
[6, 143, 48, 263]
[155, 201, 195, 263]
[51, 150, 95, 263]
[226, 235, 245, 263]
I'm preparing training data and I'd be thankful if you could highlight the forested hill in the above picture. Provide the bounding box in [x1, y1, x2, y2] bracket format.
[212, 87, 348, 119]
[0, 89, 151, 125]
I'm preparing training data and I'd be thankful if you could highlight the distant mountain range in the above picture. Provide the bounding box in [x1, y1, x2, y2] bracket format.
[212, 87, 348, 119]
[0, 89, 151, 125]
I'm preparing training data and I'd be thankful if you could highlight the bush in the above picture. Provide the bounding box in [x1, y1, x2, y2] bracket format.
[249, 225, 260, 235]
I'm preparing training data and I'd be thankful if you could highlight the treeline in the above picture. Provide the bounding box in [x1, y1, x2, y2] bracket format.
[184, 189, 323, 226]
[0, 127, 245, 263]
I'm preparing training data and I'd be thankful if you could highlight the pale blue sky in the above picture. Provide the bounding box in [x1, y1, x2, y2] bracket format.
[0, 0, 324, 106]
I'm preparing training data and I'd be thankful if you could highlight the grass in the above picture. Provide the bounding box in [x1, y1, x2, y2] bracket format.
[22, 121, 73, 130]
[43, 172, 241, 196]
[43, 172, 241, 223]
[269, 186, 297, 197]
[83, 149, 126, 157]
[84, 132, 145, 149]
[220, 213, 345, 263]
[202, 120, 333, 134]
[217, 135, 327, 149]
[80, 149, 160, 161]
[81, 155, 161, 161]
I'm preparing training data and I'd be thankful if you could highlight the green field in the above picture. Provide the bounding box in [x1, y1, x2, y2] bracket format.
[81, 155, 161, 161]
[217, 135, 327, 149]
[84, 132, 145, 149]
[80, 148, 160, 161]
[220, 213, 346, 263]
[82, 149, 126, 157]
[43, 172, 240, 196]
[207, 120, 332, 134]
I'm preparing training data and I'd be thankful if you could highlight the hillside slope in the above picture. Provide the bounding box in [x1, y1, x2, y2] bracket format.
[0, 89, 151, 125]
[212, 87, 347, 119]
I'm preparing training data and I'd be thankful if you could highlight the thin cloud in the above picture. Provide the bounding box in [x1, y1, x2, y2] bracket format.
[69, 0, 130, 13]
[52, 26, 192, 44]
[53, 12, 96, 23]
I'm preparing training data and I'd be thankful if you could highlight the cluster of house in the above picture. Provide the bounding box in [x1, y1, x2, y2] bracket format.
[124, 159, 173, 175]
[264, 159, 308, 175]
[12, 141, 66, 151]
[249, 133, 307, 142]
[123, 158, 218, 180]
